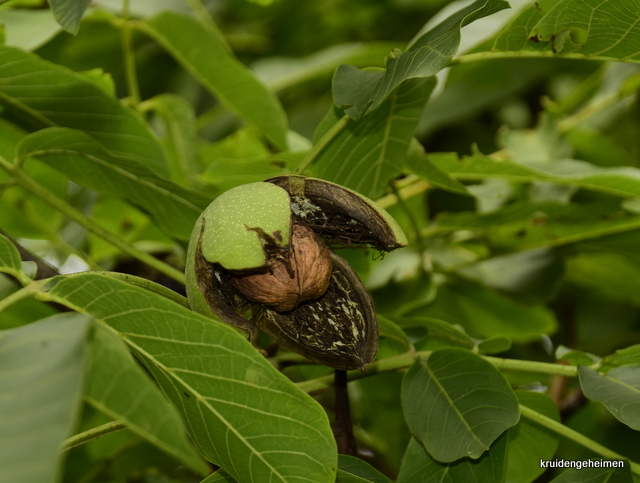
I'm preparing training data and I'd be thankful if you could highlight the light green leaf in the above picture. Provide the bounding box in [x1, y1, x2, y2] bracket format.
[396, 434, 507, 483]
[149, 93, 199, 187]
[402, 348, 520, 462]
[49, 0, 91, 34]
[42, 272, 338, 483]
[0, 45, 169, 176]
[333, 0, 510, 119]
[0, 313, 90, 483]
[142, 11, 288, 150]
[16, 127, 211, 241]
[578, 365, 640, 430]
[603, 345, 640, 369]
[0, 8, 62, 50]
[0, 233, 31, 285]
[550, 465, 633, 483]
[253, 41, 399, 92]
[433, 151, 640, 199]
[87, 324, 209, 475]
[313, 77, 435, 199]
[505, 391, 560, 483]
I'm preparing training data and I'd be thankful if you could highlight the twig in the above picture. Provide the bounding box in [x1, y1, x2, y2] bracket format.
[333, 369, 356, 455]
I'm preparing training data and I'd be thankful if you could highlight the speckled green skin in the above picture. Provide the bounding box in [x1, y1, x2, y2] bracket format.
[199, 182, 291, 270]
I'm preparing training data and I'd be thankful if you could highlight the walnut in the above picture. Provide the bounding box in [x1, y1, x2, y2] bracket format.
[229, 223, 332, 312]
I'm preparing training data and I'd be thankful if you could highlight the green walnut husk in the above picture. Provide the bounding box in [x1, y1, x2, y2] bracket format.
[185, 176, 407, 370]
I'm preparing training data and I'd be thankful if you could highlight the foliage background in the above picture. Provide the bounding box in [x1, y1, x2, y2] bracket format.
[1, 0, 640, 482]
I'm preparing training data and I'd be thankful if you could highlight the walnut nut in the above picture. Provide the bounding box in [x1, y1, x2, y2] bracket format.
[229, 223, 332, 312]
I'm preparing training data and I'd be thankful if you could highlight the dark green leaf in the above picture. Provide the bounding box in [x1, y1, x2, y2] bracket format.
[87, 324, 209, 474]
[0, 45, 169, 176]
[333, 0, 510, 118]
[406, 140, 468, 195]
[16, 128, 211, 241]
[49, 0, 91, 34]
[578, 365, 640, 430]
[392, 316, 475, 351]
[550, 465, 633, 483]
[396, 434, 507, 483]
[313, 77, 435, 199]
[142, 11, 288, 150]
[402, 348, 520, 462]
[43, 272, 338, 483]
[377, 314, 412, 350]
[0, 313, 90, 483]
[338, 455, 392, 483]
[412, 280, 558, 343]
[505, 391, 560, 483]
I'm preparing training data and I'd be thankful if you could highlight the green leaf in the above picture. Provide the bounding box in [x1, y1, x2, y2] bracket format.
[556, 345, 601, 367]
[0, 8, 62, 50]
[16, 127, 211, 241]
[489, 0, 640, 64]
[566, 253, 640, 307]
[391, 316, 475, 351]
[253, 41, 399, 92]
[578, 365, 640, 430]
[505, 391, 560, 483]
[313, 77, 435, 199]
[433, 151, 640, 199]
[476, 336, 511, 355]
[0, 45, 169, 176]
[412, 280, 558, 343]
[0, 313, 90, 483]
[337, 455, 392, 483]
[0, 233, 31, 285]
[603, 345, 640, 369]
[202, 469, 237, 482]
[396, 434, 507, 483]
[401, 348, 520, 462]
[406, 140, 468, 195]
[49, 0, 92, 34]
[333, 0, 510, 119]
[550, 465, 633, 483]
[456, 247, 565, 305]
[42, 272, 338, 483]
[377, 314, 412, 350]
[149, 93, 199, 187]
[142, 11, 288, 150]
[87, 324, 209, 475]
